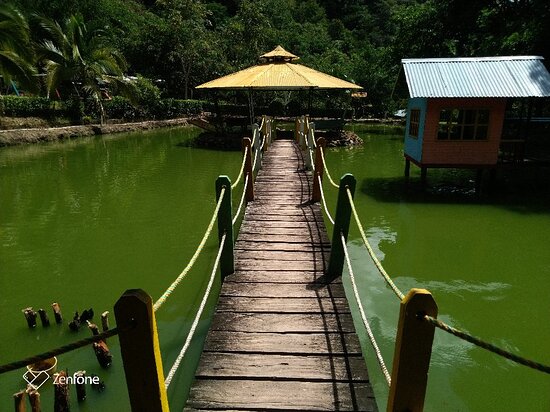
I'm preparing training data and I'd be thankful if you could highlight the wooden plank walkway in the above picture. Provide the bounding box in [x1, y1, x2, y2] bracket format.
[185, 139, 377, 411]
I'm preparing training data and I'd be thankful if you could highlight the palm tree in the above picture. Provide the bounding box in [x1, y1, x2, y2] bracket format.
[0, 4, 36, 92]
[38, 14, 134, 124]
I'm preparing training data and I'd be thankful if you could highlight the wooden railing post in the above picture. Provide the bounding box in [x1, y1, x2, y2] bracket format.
[299, 116, 306, 149]
[311, 137, 326, 202]
[326, 173, 356, 278]
[216, 175, 234, 278]
[242, 137, 254, 201]
[114, 289, 169, 412]
[387, 288, 438, 412]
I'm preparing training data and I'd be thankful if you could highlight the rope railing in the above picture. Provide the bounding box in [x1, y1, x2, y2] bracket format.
[341, 183, 550, 379]
[231, 145, 248, 189]
[345, 188, 405, 301]
[0, 327, 121, 375]
[423, 315, 550, 374]
[318, 174, 335, 225]
[319, 147, 339, 189]
[153, 187, 226, 312]
[232, 174, 249, 225]
[341, 232, 392, 386]
[164, 232, 227, 388]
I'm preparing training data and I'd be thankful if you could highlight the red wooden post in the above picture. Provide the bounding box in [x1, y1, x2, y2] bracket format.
[242, 137, 254, 201]
[311, 137, 326, 202]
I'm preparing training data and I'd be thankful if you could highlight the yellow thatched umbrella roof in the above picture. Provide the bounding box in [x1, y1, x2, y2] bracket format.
[196, 45, 362, 90]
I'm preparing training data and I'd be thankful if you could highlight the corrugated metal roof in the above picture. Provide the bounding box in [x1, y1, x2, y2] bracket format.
[402, 56, 550, 98]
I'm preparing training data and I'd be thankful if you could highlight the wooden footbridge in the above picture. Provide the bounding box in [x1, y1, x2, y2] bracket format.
[185, 136, 376, 411]
[3, 116, 548, 412]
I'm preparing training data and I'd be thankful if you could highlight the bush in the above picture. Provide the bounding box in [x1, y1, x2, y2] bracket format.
[1, 96, 53, 117]
[1, 95, 209, 122]
[104, 96, 140, 120]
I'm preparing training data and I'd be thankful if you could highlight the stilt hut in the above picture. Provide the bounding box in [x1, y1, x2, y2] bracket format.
[401, 56, 550, 181]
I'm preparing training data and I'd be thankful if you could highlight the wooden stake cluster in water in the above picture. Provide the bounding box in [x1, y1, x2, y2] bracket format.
[22, 303, 63, 328]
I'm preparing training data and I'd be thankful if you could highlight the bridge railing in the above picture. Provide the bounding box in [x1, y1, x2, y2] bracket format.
[0, 116, 274, 412]
[299, 120, 550, 411]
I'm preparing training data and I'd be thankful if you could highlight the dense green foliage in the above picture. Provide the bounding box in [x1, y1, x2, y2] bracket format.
[2, 0, 550, 116]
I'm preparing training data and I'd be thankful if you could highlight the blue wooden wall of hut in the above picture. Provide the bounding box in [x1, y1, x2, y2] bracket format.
[404, 97, 427, 162]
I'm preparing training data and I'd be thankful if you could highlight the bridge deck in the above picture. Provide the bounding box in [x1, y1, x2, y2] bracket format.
[185, 139, 377, 411]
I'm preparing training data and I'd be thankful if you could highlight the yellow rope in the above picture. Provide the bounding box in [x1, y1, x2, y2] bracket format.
[153, 187, 226, 311]
[231, 146, 248, 189]
[341, 233, 392, 386]
[318, 174, 335, 225]
[345, 188, 405, 300]
[232, 174, 248, 226]
[424, 315, 550, 374]
[320, 147, 339, 188]
[164, 233, 227, 387]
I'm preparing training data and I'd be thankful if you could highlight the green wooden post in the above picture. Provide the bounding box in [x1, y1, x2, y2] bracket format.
[327, 173, 356, 278]
[216, 175, 234, 278]
[387, 289, 438, 412]
[114, 289, 169, 412]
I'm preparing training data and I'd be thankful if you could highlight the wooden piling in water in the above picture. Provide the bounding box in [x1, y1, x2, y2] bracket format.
[87, 321, 99, 336]
[38, 309, 50, 327]
[51, 303, 62, 324]
[75, 371, 86, 401]
[13, 390, 26, 412]
[27, 390, 40, 412]
[53, 371, 70, 412]
[101, 311, 109, 331]
[22, 308, 37, 328]
[93, 341, 112, 368]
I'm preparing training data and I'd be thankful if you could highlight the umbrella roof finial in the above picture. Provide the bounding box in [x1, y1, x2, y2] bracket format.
[260, 45, 300, 63]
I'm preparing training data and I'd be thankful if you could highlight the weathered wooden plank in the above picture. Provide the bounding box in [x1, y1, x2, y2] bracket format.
[239, 222, 323, 231]
[237, 233, 329, 244]
[234, 249, 328, 262]
[220, 282, 345, 298]
[216, 296, 350, 313]
[196, 353, 368, 382]
[210, 312, 356, 333]
[185, 380, 377, 411]
[235, 259, 328, 271]
[226, 270, 341, 284]
[238, 227, 328, 237]
[235, 239, 330, 251]
[203, 331, 361, 355]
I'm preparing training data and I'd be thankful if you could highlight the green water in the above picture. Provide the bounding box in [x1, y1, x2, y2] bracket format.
[1, 124, 549, 411]
[327, 124, 550, 411]
[0, 127, 242, 411]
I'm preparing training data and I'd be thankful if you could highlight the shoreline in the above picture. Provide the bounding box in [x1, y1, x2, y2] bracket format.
[0, 118, 191, 147]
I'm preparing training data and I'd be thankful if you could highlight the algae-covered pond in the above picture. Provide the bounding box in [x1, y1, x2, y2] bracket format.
[1, 123, 549, 411]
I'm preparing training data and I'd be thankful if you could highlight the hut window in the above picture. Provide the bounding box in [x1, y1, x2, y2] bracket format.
[438, 109, 490, 140]
[409, 109, 420, 138]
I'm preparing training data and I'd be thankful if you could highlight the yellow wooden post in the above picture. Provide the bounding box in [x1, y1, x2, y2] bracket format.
[114, 289, 169, 412]
[311, 137, 326, 202]
[242, 137, 254, 201]
[387, 288, 438, 412]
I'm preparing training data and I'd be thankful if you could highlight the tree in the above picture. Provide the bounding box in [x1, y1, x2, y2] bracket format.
[0, 4, 36, 91]
[155, 0, 224, 98]
[37, 14, 134, 124]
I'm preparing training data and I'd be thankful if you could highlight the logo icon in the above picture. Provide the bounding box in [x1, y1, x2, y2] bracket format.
[23, 369, 50, 390]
